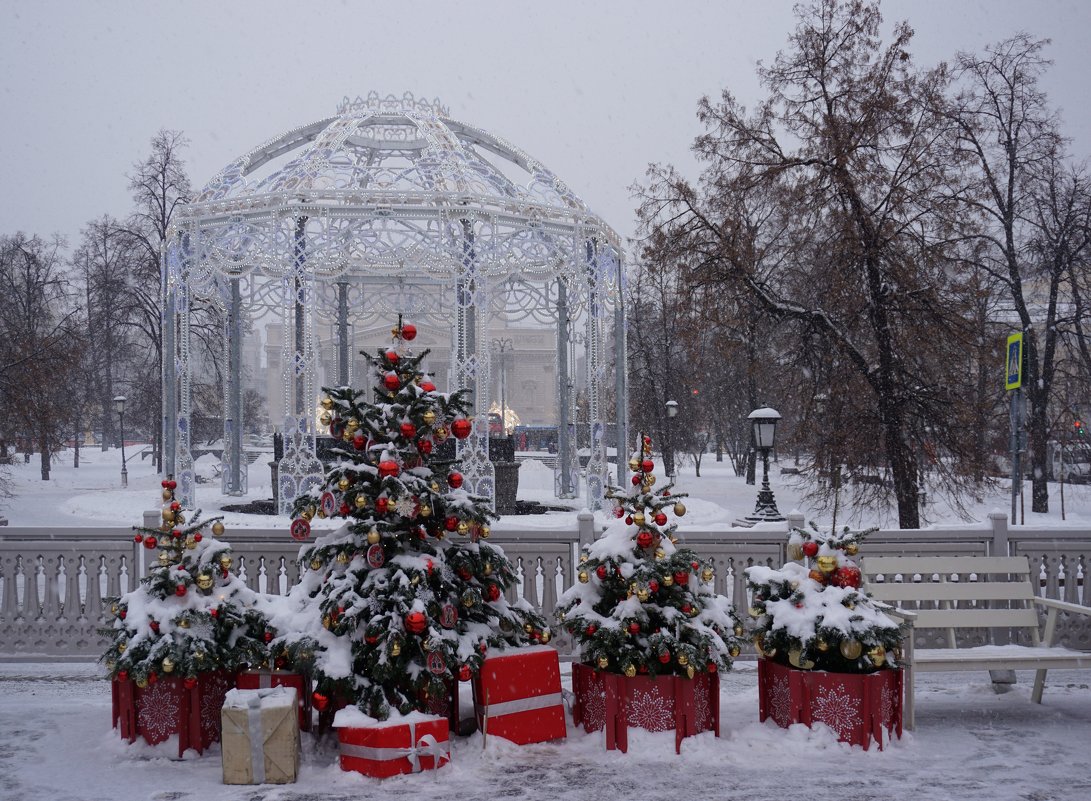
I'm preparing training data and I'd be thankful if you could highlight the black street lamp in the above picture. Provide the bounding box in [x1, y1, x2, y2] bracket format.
[745, 406, 784, 523]
[665, 399, 679, 478]
[114, 395, 128, 488]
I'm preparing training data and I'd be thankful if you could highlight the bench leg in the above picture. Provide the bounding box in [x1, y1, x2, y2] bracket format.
[1031, 669, 1047, 704]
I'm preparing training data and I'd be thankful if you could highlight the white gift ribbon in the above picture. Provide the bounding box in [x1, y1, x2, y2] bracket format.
[245, 694, 266, 784]
[475, 691, 564, 719]
[340, 720, 450, 773]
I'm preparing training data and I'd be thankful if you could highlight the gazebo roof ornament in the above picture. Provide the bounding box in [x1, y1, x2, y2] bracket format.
[336, 91, 450, 118]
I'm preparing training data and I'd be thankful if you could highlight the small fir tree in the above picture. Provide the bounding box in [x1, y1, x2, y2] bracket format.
[281, 318, 550, 720]
[744, 523, 903, 672]
[101, 477, 271, 685]
[555, 434, 744, 678]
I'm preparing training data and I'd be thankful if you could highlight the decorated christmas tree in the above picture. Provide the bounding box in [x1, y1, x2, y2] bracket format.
[744, 523, 903, 672]
[555, 434, 744, 678]
[280, 318, 550, 720]
[101, 477, 271, 686]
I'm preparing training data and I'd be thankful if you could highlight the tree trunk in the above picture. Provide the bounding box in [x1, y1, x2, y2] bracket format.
[38, 432, 50, 481]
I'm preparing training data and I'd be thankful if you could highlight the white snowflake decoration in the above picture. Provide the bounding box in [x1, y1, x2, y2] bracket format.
[626, 686, 673, 732]
[393, 496, 418, 518]
[880, 683, 895, 727]
[200, 674, 232, 738]
[769, 675, 793, 728]
[693, 676, 712, 730]
[583, 684, 606, 731]
[811, 683, 862, 740]
[137, 681, 180, 742]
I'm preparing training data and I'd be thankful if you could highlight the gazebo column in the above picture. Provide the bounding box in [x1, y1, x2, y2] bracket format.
[175, 277, 195, 507]
[584, 239, 607, 509]
[613, 248, 628, 488]
[454, 218, 494, 506]
[222, 275, 245, 496]
[556, 277, 577, 498]
[336, 280, 350, 387]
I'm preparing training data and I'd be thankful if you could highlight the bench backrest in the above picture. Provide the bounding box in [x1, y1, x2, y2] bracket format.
[860, 555, 1040, 648]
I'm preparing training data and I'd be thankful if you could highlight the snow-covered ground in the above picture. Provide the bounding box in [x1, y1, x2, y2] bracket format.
[3, 449, 1091, 800]
[1, 660, 1089, 801]
[5, 443, 1091, 530]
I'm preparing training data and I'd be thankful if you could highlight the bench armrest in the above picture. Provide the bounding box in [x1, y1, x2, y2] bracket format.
[878, 605, 918, 624]
[1032, 597, 1091, 617]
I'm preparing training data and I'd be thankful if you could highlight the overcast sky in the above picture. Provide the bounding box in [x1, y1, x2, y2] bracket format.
[3, 0, 1091, 250]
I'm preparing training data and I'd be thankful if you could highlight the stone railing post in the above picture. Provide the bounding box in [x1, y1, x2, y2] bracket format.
[577, 510, 596, 551]
[786, 510, 806, 533]
[988, 511, 1010, 557]
[142, 510, 160, 529]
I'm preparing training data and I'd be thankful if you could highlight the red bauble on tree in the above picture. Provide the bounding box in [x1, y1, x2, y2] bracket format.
[377, 460, 400, 478]
[353, 430, 366, 450]
[654, 512, 668, 526]
[451, 418, 472, 439]
[832, 565, 862, 589]
[175, 584, 186, 597]
[385, 350, 400, 365]
[641, 459, 654, 473]
[383, 372, 401, 391]
[144, 537, 157, 550]
[417, 438, 433, 454]
[400, 322, 417, 341]
[400, 422, 416, 439]
[636, 530, 654, 549]
[447, 472, 463, 489]
[458, 663, 472, 682]
[802, 541, 819, 558]
[421, 380, 436, 393]
[405, 611, 427, 635]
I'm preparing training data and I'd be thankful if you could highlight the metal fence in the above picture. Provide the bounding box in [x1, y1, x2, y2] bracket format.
[2, 510, 1088, 661]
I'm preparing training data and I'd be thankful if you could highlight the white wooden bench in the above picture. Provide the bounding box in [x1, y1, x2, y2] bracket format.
[861, 555, 1091, 729]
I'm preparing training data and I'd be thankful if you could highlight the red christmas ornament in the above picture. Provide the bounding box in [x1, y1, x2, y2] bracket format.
[405, 611, 427, 634]
[339, 503, 350, 516]
[118, 610, 126, 620]
[596, 564, 608, 580]
[417, 438, 433, 454]
[172, 529, 182, 539]
[175, 584, 186, 597]
[421, 380, 436, 393]
[117, 670, 128, 681]
[264, 631, 274, 643]
[631, 475, 641, 486]
[169, 501, 180, 512]
[133, 533, 143, 543]
[691, 560, 700, 570]
[613, 507, 625, 518]
[625, 515, 633, 525]
[586, 624, 598, 636]
[458, 664, 472, 682]
[654, 512, 668, 526]
[451, 418, 472, 439]
[400, 422, 417, 439]
[643, 436, 652, 445]
[385, 349, 400, 365]
[674, 571, 690, 586]
[682, 602, 693, 615]
[448, 472, 464, 489]
[209, 608, 218, 619]
[832, 565, 862, 589]
[353, 430, 366, 450]
[648, 579, 660, 593]
[658, 650, 671, 664]
[144, 537, 157, 549]
[801, 541, 819, 558]
[193, 532, 202, 542]
[365, 634, 379, 645]
[486, 583, 501, 602]
[628, 621, 640, 634]
[458, 567, 472, 580]
[636, 530, 653, 549]
[275, 657, 287, 670]
[375, 497, 389, 514]
[160, 480, 169, 488]
[445, 516, 459, 532]
[166, 479, 177, 490]
[383, 372, 401, 391]
[149, 620, 159, 632]
[378, 460, 400, 478]
[401, 323, 417, 341]
[641, 459, 654, 473]
[312, 691, 329, 711]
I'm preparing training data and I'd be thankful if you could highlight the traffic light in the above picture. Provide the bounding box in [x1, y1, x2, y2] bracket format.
[1075, 420, 1085, 437]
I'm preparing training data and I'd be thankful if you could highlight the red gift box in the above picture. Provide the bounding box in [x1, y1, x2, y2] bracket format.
[112, 670, 235, 757]
[472, 645, 566, 745]
[237, 670, 312, 732]
[571, 663, 718, 753]
[757, 658, 902, 750]
[335, 711, 450, 779]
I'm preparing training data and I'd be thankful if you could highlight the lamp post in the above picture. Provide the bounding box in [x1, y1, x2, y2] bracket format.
[665, 399, 679, 479]
[114, 395, 128, 488]
[745, 407, 784, 523]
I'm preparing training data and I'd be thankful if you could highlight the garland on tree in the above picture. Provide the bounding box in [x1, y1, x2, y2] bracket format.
[744, 523, 904, 673]
[100, 477, 271, 686]
[555, 434, 744, 678]
[278, 318, 550, 720]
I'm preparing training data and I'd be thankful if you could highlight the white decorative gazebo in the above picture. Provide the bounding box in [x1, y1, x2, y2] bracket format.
[164, 92, 627, 514]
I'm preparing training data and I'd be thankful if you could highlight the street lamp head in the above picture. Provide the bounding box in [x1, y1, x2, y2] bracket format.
[665, 400, 679, 419]
[748, 407, 781, 450]
[114, 395, 127, 415]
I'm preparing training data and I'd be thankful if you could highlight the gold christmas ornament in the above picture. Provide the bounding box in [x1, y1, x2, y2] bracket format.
[317, 508, 327, 519]
[196, 573, 213, 590]
[655, 548, 666, 560]
[162, 488, 173, 501]
[117, 641, 127, 653]
[301, 507, 314, 521]
[422, 410, 436, 426]
[390, 641, 402, 657]
[734, 625, 744, 637]
[816, 638, 830, 652]
[539, 630, 551, 644]
[175, 513, 186, 525]
[194, 650, 206, 662]
[483, 562, 493, 576]
[338, 478, 351, 492]
[136, 676, 148, 689]
[479, 525, 490, 539]
[677, 652, 689, 666]
[219, 555, 233, 570]
[158, 552, 171, 566]
[844, 542, 859, 556]
[319, 411, 333, 427]
[524, 623, 534, 634]
[673, 501, 686, 517]
[632, 512, 646, 526]
[367, 529, 380, 545]
[628, 457, 640, 471]
[867, 645, 886, 667]
[355, 494, 368, 509]
[322, 615, 332, 630]
[686, 665, 696, 679]
[162, 509, 174, 524]
[178, 617, 190, 629]
[729, 645, 741, 658]
[161, 657, 174, 674]
[185, 536, 196, 550]
[336, 552, 350, 565]
[663, 574, 674, 587]
[816, 555, 838, 574]
[310, 558, 323, 571]
[645, 475, 656, 486]
[636, 587, 650, 602]
[578, 570, 590, 584]
[701, 567, 714, 582]
[111, 603, 119, 616]
[597, 655, 610, 669]
[419, 504, 432, 518]
[321, 396, 334, 410]
[748, 606, 762, 618]
[345, 418, 359, 432]
[839, 639, 863, 660]
[457, 521, 470, 535]
[624, 663, 637, 678]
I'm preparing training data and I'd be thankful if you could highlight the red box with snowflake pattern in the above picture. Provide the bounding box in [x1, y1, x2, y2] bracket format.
[111, 670, 235, 757]
[570, 663, 718, 753]
[757, 658, 902, 750]
[472, 645, 567, 744]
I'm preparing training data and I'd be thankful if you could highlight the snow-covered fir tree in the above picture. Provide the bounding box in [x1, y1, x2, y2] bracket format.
[101, 477, 271, 685]
[555, 434, 744, 677]
[279, 318, 550, 720]
[744, 523, 904, 672]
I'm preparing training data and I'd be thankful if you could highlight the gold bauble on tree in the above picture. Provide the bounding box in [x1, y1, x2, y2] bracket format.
[867, 645, 886, 667]
[677, 652, 689, 666]
[632, 512, 646, 526]
[816, 555, 838, 574]
[419, 504, 432, 518]
[219, 554, 232, 569]
[367, 529, 381, 545]
[338, 477, 351, 492]
[479, 525, 490, 539]
[390, 641, 401, 657]
[787, 542, 804, 562]
[457, 521, 470, 535]
[422, 409, 436, 426]
[355, 494, 368, 509]
[578, 570, 589, 583]
[158, 552, 171, 566]
[844, 542, 859, 556]
[628, 457, 640, 472]
[161, 657, 174, 674]
[178, 617, 190, 629]
[673, 501, 686, 517]
[624, 663, 637, 678]
[210, 520, 224, 537]
[162, 488, 173, 501]
[539, 630, 551, 644]
[321, 396, 334, 410]
[336, 552, 350, 565]
[310, 558, 323, 571]
[597, 655, 610, 669]
[701, 567, 714, 582]
[196, 573, 213, 590]
[840, 639, 863, 660]
[136, 676, 148, 689]
[319, 411, 333, 427]
[663, 574, 674, 586]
